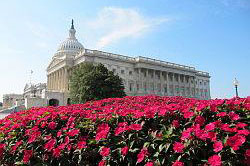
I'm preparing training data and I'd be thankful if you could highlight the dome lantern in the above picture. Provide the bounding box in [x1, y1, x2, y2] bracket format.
[69, 19, 76, 40]
[56, 19, 84, 54]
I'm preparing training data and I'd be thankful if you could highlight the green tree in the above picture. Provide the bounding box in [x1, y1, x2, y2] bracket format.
[69, 62, 126, 103]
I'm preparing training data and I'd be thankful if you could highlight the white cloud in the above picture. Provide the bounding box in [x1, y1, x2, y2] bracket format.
[87, 7, 169, 49]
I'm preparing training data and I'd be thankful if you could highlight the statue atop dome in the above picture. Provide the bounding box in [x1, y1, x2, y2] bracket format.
[71, 19, 74, 29]
[69, 19, 76, 40]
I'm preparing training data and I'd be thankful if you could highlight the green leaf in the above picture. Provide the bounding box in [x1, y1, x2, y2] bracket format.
[159, 144, 165, 152]
[143, 142, 150, 148]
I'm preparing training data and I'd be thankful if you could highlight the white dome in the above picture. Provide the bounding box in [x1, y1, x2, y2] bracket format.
[57, 39, 84, 52]
[56, 20, 84, 54]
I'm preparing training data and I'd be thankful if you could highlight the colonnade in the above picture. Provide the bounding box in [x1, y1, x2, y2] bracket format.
[47, 67, 68, 91]
[127, 68, 202, 98]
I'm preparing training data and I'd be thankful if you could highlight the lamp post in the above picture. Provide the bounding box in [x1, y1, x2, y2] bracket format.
[233, 78, 239, 97]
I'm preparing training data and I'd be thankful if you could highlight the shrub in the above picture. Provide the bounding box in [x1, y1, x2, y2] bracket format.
[69, 63, 126, 104]
[0, 96, 249, 165]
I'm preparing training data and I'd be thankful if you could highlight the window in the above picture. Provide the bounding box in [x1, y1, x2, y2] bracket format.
[144, 82, 147, 91]
[137, 84, 140, 91]
[180, 76, 184, 83]
[151, 83, 154, 91]
[112, 69, 116, 73]
[192, 88, 195, 96]
[169, 75, 173, 81]
[170, 85, 174, 95]
[121, 70, 125, 74]
[157, 74, 160, 79]
[163, 74, 167, 80]
[175, 75, 178, 82]
[164, 84, 167, 93]
[129, 71, 133, 75]
[129, 83, 133, 91]
[157, 83, 161, 92]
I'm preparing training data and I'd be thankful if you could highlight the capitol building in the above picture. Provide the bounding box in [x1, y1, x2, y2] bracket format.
[46, 20, 210, 106]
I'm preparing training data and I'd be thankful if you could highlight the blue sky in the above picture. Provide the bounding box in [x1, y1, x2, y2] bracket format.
[0, 0, 249, 101]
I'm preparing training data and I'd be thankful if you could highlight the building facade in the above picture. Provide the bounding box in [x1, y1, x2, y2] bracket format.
[46, 20, 210, 106]
[23, 83, 47, 98]
[2, 94, 24, 108]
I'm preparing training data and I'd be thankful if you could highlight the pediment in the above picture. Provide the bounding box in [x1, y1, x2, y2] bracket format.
[24, 83, 29, 91]
[47, 57, 64, 70]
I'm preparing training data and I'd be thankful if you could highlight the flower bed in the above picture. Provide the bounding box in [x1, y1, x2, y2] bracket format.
[0, 96, 249, 165]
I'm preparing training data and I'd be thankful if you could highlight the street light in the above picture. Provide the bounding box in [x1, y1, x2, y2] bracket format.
[233, 78, 239, 97]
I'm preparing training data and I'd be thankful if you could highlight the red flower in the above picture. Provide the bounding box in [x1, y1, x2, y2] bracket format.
[208, 155, 221, 166]
[207, 132, 217, 142]
[100, 147, 110, 157]
[23, 150, 33, 164]
[205, 123, 215, 131]
[67, 129, 80, 137]
[213, 141, 223, 152]
[183, 111, 194, 119]
[44, 138, 56, 152]
[197, 103, 206, 111]
[228, 112, 240, 121]
[48, 122, 57, 130]
[98, 160, 106, 166]
[137, 147, 148, 163]
[236, 123, 247, 128]
[181, 128, 192, 140]
[28, 131, 41, 144]
[53, 147, 61, 158]
[77, 141, 87, 149]
[121, 146, 129, 156]
[195, 116, 205, 125]
[226, 135, 246, 151]
[173, 142, 185, 153]
[145, 161, 154, 166]
[129, 124, 142, 131]
[216, 112, 227, 117]
[172, 160, 184, 166]
[96, 123, 110, 141]
[172, 120, 180, 128]
[237, 130, 249, 136]
[57, 130, 62, 137]
[114, 126, 127, 136]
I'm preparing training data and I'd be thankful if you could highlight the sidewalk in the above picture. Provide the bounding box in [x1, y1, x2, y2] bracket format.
[0, 113, 9, 119]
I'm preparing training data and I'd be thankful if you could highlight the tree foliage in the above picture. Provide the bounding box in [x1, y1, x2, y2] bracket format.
[69, 63, 126, 103]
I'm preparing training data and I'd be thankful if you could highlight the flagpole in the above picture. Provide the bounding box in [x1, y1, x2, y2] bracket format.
[30, 70, 33, 85]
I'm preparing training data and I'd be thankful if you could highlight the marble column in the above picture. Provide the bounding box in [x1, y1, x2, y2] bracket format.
[51, 73, 54, 90]
[65, 67, 69, 91]
[56, 71, 59, 90]
[166, 71, 169, 96]
[59, 69, 62, 91]
[62, 68, 65, 91]
[160, 71, 164, 96]
[49, 74, 51, 90]
[138, 68, 141, 93]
